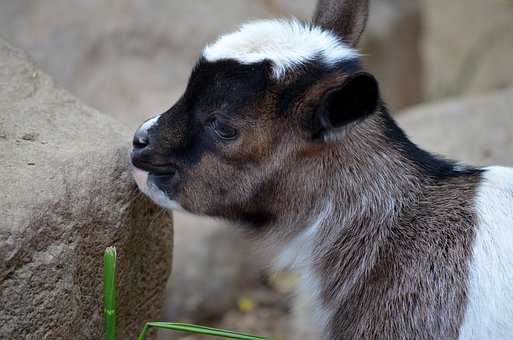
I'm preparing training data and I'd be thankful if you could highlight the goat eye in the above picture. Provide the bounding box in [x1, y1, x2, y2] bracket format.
[211, 118, 237, 140]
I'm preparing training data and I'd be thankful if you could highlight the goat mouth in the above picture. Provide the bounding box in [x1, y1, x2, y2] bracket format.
[131, 164, 176, 193]
[148, 171, 179, 192]
[130, 160, 176, 192]
[130, 147, 177, 175]
[149, 171, 176, 178]
[131, 160, 176, 176]
[131, 165, 185, 212]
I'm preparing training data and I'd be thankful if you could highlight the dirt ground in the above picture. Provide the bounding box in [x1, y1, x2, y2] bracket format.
[163, 274, 296, 340]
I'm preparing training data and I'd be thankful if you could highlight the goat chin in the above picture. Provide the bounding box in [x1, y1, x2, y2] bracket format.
[131, 166, 149, 195]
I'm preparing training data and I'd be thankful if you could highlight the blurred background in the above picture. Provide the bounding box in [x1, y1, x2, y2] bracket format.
[1, 0, 512, 339]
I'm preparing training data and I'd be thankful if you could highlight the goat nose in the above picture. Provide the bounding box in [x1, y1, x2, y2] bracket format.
[133, 126, 149, 149]
[133, 116, 159, 149]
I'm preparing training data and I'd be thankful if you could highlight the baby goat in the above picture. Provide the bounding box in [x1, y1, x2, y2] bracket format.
[130, 0, 513, 338]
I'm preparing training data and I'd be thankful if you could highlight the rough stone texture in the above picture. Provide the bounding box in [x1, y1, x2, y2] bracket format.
[0, 39, 173, 339]
[398, 86, 513, 167]
[423, 0, 513, 101]
[0, 0, 423, 128]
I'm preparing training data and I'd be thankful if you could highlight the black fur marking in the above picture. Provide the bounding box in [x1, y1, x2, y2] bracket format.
[239, 210, 275, 229]
[186, 58, 271, 119]
[319, 71, 378, 129]
[275, 57, 363, 118]
[335, 58, 362, 75]
[381, 108, 482, 180]
[275, 58, 331, 116]
[143, 59, 272, 170]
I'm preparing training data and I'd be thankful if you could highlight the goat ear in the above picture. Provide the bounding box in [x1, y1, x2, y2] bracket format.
[312, 72, 379, 137]
[312, 0, 369, 47]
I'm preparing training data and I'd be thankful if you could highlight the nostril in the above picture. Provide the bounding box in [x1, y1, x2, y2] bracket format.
[133, 136, 147, 149]
[133, 115, 160, 149]
[133, 128, 149, 149]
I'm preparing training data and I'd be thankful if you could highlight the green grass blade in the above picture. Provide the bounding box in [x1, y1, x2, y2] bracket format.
[104, 246, 117, 340]
[137, 321, 272, 340]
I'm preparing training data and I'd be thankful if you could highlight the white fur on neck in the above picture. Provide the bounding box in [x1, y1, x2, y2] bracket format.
[459, 166, 513, 339]
[274, 202, 333, 330]
[203, 19, 359, 78]
[146, 179, 187, 213]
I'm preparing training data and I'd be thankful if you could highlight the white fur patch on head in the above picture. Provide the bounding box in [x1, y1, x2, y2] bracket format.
[203, 19, 359, 78]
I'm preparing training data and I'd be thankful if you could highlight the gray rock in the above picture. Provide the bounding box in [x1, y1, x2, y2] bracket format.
[0, 0, 270, 128]
[423, 0, 513, 100]
[398, 87, 513, 166]
[363, 0, 423, 111]
[0, 39, 173, 339]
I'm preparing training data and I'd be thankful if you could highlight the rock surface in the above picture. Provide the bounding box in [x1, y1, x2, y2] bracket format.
[363, 0, 423, 111]
[423, 0, 513, 100]
[0, 39, 173, 339]
[398, 87, 513, 166]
